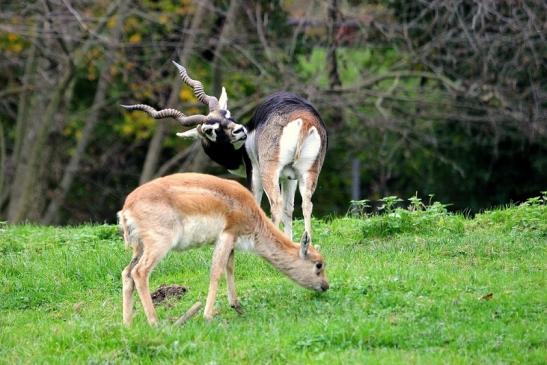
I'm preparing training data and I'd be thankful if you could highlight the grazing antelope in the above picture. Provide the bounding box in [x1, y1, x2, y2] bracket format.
[118, 173, 329, 326]
[122, 62, 327, 240]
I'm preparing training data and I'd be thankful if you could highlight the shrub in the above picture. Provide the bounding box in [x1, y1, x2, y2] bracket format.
[349, 194, 465, 238]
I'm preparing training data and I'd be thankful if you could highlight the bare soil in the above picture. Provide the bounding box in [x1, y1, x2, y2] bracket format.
[151, 284, 187, 305]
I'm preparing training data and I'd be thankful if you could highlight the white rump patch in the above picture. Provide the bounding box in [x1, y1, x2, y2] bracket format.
[118, 210, 140, 248]
[278, 118, 303, 166]
[279, 119, 322, 175]
[294, 126, 321, 172]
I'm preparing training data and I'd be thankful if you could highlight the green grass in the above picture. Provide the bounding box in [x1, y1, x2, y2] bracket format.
[1, 197, 546, 364]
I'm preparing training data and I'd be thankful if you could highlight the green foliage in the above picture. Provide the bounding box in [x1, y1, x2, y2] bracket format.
[472, 192, 547, 236]
[347, 193, 547, 240]
[296, 47, 403, 87]
[353, 195, 464, 238]
[1, 202, 546, 363]
[348, 199, 370, 216]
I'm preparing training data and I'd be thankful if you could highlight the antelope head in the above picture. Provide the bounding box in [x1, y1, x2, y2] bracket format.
[122, 61, 247, 150]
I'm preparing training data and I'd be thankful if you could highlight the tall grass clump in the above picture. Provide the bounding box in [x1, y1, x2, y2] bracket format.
[472, 192, 546, 235]
[349, 194, 465, 238]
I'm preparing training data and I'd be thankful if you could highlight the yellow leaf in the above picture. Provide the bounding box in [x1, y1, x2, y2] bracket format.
[121, 124, 133, 135]
[107, 15, 117, 29]
[179, 88, 196, 102]
[187, 107, 200, 115]
[129, 33, 141, 44]
[9, 43, 23, 54]
[159, 14, 169, 25]
[124, 17, 138, 31]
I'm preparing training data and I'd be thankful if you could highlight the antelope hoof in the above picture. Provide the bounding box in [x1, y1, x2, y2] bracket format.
[231, 303, 244, 315]
[204, 308, 220, 322]
[204, 314, 214, 322]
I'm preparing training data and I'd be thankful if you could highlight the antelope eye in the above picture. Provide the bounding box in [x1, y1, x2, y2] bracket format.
[315, 262, 323, 270]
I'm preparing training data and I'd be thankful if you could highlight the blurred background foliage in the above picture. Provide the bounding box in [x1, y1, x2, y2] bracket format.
[0, 0, 545, 224]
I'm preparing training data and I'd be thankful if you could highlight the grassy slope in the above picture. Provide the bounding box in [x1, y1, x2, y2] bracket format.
[0, 200, 545, 364]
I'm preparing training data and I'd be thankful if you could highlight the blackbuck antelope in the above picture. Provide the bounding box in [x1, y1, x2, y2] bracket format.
[118, 173, 329, 325]
[122, 62, 327, 240]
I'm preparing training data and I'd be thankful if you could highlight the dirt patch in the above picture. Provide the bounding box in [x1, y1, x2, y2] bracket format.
[151, 284, 188, 305]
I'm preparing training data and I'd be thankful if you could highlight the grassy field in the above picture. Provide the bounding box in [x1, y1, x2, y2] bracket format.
[1, 196, 545, 364]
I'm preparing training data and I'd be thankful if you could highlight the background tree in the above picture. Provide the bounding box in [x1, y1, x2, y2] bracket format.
[0, 0, 545, 224]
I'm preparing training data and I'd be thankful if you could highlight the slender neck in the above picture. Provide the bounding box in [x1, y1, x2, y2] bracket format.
[252, 215, 302, 278]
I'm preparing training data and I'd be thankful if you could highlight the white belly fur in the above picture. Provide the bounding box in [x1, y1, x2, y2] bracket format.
[171, 215, 256, 252]
[173, 215, 226, 250]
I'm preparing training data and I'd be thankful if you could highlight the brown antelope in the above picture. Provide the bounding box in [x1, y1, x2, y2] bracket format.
[118, 173, 329, 325]
[122, 62, 327, 240]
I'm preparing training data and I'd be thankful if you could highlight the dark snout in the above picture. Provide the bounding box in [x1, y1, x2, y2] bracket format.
[232, 126, 247, 141]
[318, 281, 329, 292]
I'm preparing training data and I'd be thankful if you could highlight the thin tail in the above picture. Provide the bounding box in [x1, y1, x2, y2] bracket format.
[117, 210, 140, 250]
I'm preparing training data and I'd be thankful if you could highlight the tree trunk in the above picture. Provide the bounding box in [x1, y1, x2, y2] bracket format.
[42, 1, 128, 224]
[326, 0, 361, 202]
[211, 0, 240, 96]
[0, 122, 5, 203]
[326, 0, 341, 91]
[140, 122, 167, 184]
[41, 66, 108, 224]
[351, 158, 361, 201]
[179, 142, 212, 173]
[13, 25, 38, 170]
[6, 1, 120, 223]
[7, 69, 75, 223]
[139, 0, 209, 183]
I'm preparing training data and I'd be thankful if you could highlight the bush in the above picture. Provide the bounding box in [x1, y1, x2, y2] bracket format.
[349, 195, 465, 238]
[472, 192, 546, 236]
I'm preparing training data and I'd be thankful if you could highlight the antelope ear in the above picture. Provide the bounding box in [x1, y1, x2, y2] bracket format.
[176, 128, 199, 139]
[299, 231, 310, 259]
[219, 87, 231, 118]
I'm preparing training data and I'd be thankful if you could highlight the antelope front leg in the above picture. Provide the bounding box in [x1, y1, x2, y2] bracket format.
[226, 249, 243, 314]
[204, 232, 235, 321]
